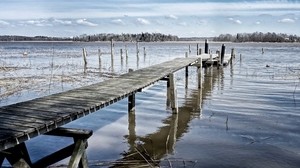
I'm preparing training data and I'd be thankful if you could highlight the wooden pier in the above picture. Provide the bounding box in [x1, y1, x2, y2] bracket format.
[0, 57, 202, 168]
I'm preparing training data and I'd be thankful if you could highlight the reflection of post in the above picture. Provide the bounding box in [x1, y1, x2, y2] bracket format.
[166, 113, 178, 154]
[197, 87, 203, 118]
[169, 73, 178, 114]
[128, 107, 136, 151]
[136, 41, 139, 58]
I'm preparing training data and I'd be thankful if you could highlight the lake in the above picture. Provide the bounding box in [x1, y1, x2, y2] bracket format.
[1, 41, 300, 167]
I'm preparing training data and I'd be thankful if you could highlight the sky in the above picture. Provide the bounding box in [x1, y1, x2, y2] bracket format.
[0, 0, 299, 37]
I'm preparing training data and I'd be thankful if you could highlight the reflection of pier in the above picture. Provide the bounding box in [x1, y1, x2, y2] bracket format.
[112, 67, 223, 167]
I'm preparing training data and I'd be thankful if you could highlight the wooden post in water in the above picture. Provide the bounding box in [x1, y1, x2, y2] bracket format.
[98, 49, 101, 70]
[205, 39, 209, 54]
[221, 44, 225, 65]
[168, 73, 178, 113]
[120, 49, 123, 61]
[199, 48, 202, 55]
[231, 48, 235, 58]
[128, 69, 135, 113]
[136, 41, 139, 57]
[197, 43, 199, 55]
[185, 52, 189, 88]
[189, 45, 191, 54]
[82, 48, 87, 66]
[110, 39, 114, 68]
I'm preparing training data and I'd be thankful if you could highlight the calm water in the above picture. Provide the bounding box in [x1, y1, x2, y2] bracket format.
[1, 42, 300, 167]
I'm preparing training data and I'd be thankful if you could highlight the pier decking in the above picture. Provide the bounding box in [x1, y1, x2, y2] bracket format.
[0, 57, 202, 167]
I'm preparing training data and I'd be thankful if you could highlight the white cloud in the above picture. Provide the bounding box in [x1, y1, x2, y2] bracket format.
[111, 19, 125, 25]
[228, 18, 242, 24]
[53, 19, 72, 25]
[178, 22, 187, 26]
[0, 20, 10, 26]
[76, 19, 98, 26]
[23, 19, 53, 27]
[255, 21, 261, 25]
[165, 14, 178, 20]
[278, 18, 295, 23]
[136, 18, 150, 25]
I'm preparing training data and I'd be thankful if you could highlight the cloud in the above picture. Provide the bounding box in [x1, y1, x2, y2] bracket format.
[278, 18, 295, 23]
[255, 21, 261, 25]
[23, 19, 53, 27]
[178, 22, 187, 26]
[165, 14, 178, 20]
[53, 19, 72, 25]
[228, 18, 242, 24]
[136, 18, 150, 25]
[111, 19, 125, 25]
[76, 19, 98, 26]
[0, 20, 10, 26]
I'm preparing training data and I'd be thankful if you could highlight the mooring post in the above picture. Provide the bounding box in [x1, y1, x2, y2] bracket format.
[197, 43, 199, 55]
[125, 45, 128, 59]
[82, 48, 87, 66]
[199, 48, 202, 55]
[216, 50, 220, 68]
[168, 73, 178, 113]
[189, 45, 191, 54]
[205, 39, 209, 54]
[128, 69, 135, 113]
[221, 44, 225, 65]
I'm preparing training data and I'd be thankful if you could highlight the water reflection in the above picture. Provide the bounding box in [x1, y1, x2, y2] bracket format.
[111, 66, 222, 167]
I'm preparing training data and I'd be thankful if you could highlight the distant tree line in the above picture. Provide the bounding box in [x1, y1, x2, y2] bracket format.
[0, 35, 71, 41]
[213, 32, 300, 42]
[73, 33, 179, 42]
[0, 33, 178, 42]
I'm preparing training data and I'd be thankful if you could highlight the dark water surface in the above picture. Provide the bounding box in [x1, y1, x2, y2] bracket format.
[1, 42, 300, 167]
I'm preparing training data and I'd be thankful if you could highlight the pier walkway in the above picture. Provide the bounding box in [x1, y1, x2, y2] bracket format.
[0, 57, 201, 168]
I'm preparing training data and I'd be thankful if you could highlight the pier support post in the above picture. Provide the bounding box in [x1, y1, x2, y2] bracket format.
[128, 69, 135, 113]
[197, 43, 199, 55]
[197, 57, 203, 89]
[168, 73, 178, 114]
[128, 94, 135, 113]
[205, 39, 209, 54]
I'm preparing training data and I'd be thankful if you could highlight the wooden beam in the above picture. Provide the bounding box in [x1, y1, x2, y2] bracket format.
[46, 127, 93, 139]
[68, 139, 88, 168]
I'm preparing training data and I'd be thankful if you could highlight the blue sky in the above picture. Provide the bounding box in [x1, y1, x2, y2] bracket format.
[0, 0, 299, 37]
